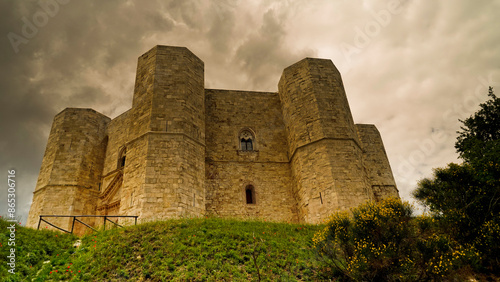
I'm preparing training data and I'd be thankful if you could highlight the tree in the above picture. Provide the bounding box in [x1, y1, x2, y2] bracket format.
[414, 163, 489, 242]
[413, 87, 500, 273]
[456, 86, 500, 187]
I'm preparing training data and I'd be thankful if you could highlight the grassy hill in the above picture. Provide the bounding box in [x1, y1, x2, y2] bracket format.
[0, 217, 328, 281]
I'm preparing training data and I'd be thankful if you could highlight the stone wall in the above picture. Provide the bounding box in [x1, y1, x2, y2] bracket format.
[357, 124, 399, 200]
[205, 89, 289, 162]
[97, 110, 130, 219]
[279, 58, 373, 223]
[117, 135, 148, 224]
[123, 46, 206, 223]
[136, 133, 206, 220]
[205, 89, 297, 222]
[27, 108, 109, 233]
[28, 186, 100, 235]
[34, 108, 109, 190]
[102, 110, 130, 177]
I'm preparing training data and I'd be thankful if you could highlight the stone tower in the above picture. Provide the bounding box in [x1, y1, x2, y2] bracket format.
[26, 108, 109, 233]
[279, 58, 373, 223]
[27, 45, 399, 232]
[122, 46, 206, 220]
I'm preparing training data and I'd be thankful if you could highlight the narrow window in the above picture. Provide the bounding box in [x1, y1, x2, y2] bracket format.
[246, 139, 253, 151]
[240, 138, 247, 150]
[239, 129, 255, 151]
[245, 185, 255, 204]
[118, 147, 127, 169]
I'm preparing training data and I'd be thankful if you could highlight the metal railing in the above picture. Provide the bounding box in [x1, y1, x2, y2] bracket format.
[37, 215, 138, 234]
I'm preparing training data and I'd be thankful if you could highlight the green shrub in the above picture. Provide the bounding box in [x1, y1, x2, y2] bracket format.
[313, 198, 477, 281]
[414, 87, 500, 274]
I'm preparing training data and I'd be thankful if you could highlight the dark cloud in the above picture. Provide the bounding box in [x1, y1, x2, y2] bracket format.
[1, 0, 499, 221]
[235, 8, 316, 90]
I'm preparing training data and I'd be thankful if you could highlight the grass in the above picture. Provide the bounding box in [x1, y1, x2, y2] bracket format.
[0, 217, 77, 281]
[0, 217, 328, 281]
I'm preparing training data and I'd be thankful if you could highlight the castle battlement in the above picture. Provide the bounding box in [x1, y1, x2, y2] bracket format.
[27, 45, 398, 233]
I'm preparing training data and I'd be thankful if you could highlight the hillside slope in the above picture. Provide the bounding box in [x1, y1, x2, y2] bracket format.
[1, 217, 327, 281]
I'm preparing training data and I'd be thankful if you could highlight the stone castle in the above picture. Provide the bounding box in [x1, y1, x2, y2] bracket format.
[27, 45, 398, 232]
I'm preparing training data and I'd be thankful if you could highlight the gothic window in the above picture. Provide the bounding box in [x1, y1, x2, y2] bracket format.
[117, 147, 126, 169]
[245, 185, 255, 204]
[240, 129, 255, 151]
[241, 138, 253, 151]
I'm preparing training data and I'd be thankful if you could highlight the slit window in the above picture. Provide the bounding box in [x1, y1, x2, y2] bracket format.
[245, 185, 255, 204]
[118, 148, 127, 169]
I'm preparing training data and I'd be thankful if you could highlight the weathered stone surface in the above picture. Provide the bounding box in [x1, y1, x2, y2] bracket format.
[26, 108, 109, 233]
[278, 58, 374, 223]
[27, 45, 399, 234]
[356, 124, 399, 201]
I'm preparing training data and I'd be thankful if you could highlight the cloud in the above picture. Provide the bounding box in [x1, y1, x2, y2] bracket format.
[1, 0, 499, 223]
[233, 7, 317, 90]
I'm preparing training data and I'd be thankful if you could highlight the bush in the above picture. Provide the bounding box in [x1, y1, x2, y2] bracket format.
[313, 198, 477, 281]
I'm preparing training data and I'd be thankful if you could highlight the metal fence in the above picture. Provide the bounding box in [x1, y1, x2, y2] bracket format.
[37, 215, 138, 234]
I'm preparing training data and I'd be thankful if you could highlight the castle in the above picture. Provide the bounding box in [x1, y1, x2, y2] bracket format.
[27, 45, 398, 233]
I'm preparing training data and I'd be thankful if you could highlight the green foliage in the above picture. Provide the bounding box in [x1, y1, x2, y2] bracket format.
[313, 198, 478, 281]
[413, 87, 500, 273]
[0, 217, 327, 281]
[456, 87, 500, 165]
[455, 86, 500, 195]
[414, 163, 489, 241]
[0, 218, 77, 281]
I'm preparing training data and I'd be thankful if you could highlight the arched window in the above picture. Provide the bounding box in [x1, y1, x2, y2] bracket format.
[239, 129, 255, 151]
[245, 185, 255, 204]
[117, 147, 126, 169]
[241, 138, 253, 151]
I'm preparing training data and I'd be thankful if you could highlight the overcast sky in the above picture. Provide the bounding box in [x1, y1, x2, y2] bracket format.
[1, 0, 499, 225]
